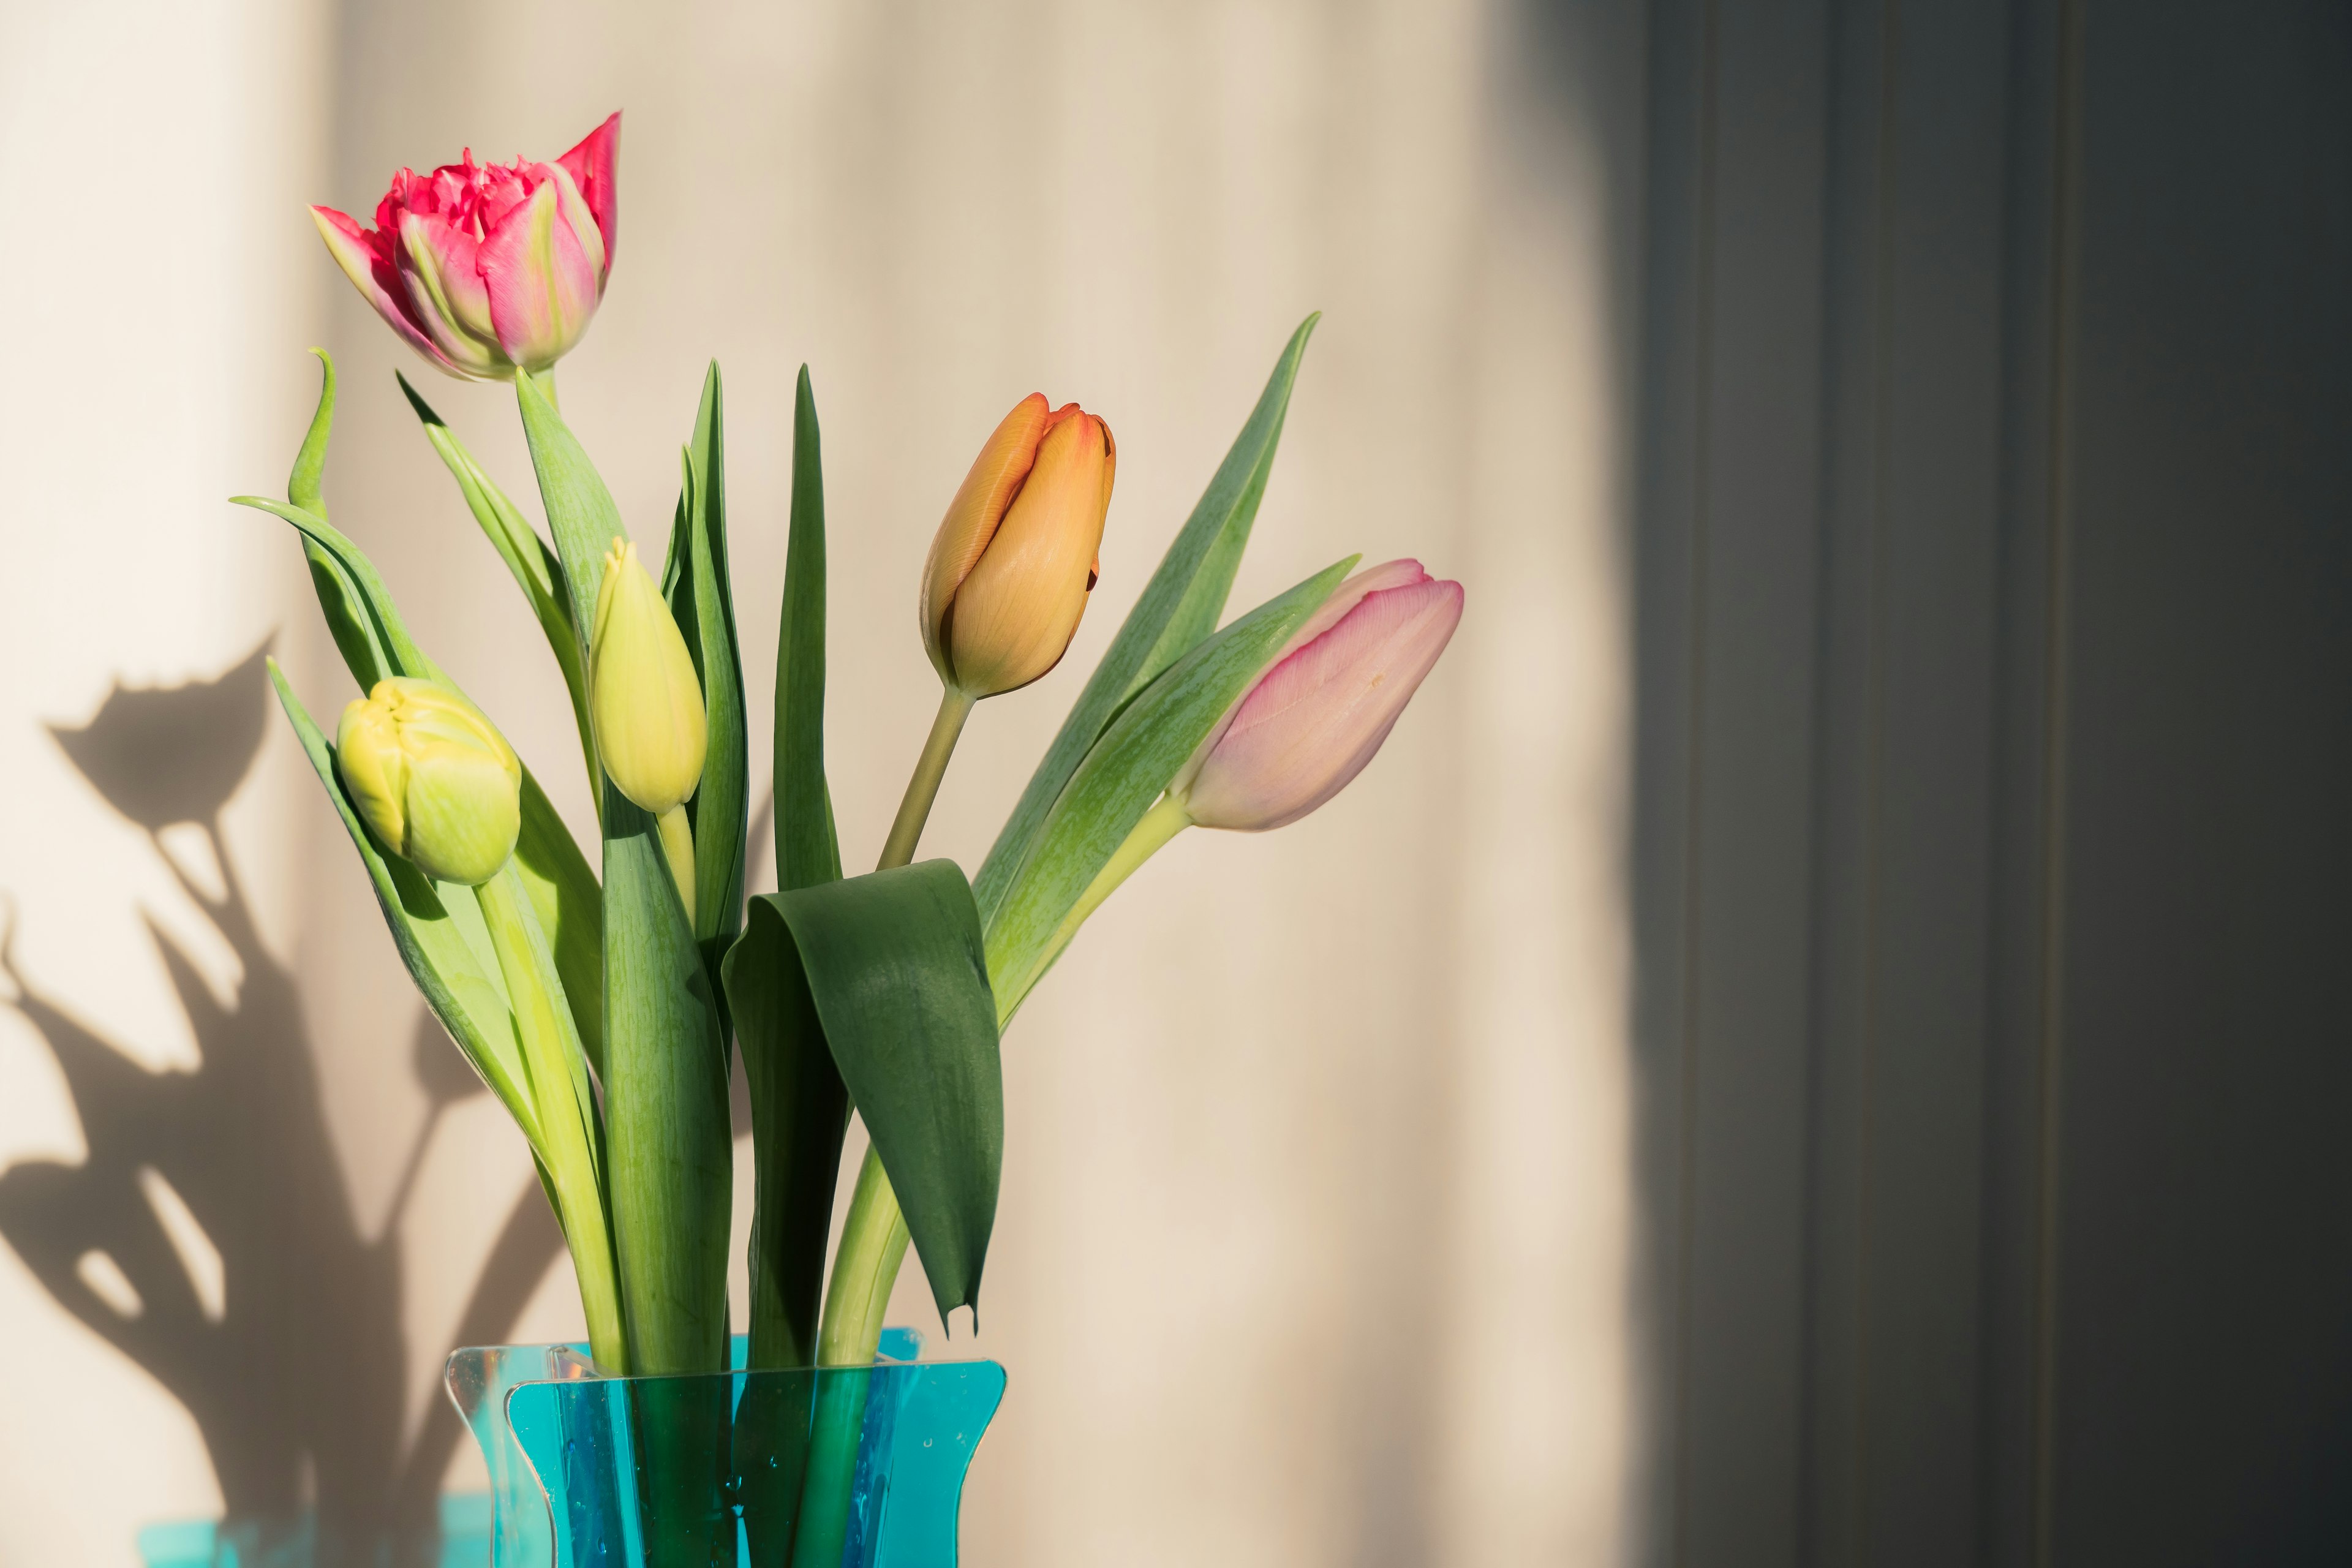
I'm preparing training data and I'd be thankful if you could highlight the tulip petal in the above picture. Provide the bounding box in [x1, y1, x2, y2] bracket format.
[947, 410, 1113, 695]
[481, 173, 602, 371]
[1286, 557, 1431, 650]
[1185, 576, 1463, 831]
[396, 211, 505, 377]
[311, 205, 465, 377]
[920, 394, 1051, 679]
[557, 111, 622, 270]
[546, 160, 608, 288]
[1172, 557, 1433, 791]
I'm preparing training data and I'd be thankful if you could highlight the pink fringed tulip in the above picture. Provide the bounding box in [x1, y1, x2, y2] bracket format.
[312, 113, 620, 379]
[1178, 559, 1464, 831]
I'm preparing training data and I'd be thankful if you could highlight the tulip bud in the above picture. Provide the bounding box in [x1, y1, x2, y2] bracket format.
[1175, 559, 1464, 832]
[920, 395, 1115, 698]
[312, 113, 619, 380]
[590, 537, 707, 815]
[336, 678, 523, 885]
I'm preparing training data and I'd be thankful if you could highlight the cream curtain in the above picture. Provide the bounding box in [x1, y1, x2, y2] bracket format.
[0, 0, 1634, 1561]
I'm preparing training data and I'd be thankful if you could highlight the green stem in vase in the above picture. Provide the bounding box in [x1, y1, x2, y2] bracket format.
[815, 682, 974, 1374]
[477, 869, 626, 1371]
[791, 684, 974, 1566]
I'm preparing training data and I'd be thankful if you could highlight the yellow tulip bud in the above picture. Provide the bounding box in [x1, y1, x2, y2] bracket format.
[590, 537, 707, 814]
[335, 677, 522, 885]
[919, 395, 1114, 698]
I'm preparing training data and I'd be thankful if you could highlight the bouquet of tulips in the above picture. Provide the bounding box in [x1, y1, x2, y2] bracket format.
[253, 112, 1462, 1561]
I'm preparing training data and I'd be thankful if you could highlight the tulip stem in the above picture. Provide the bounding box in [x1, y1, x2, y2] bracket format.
[524, 366, 559, 414]
[789, 684, 976, 1560]
[815, 1145, 913, 1366]
[478, 870, 627, 1372]
[1004, 792, 1194, 1024]
[878, 688, 976, 872]
[810, 793, 1196, 1376]
[655, 804, 696, 925]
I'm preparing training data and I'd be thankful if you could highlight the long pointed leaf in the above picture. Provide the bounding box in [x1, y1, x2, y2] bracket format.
[398, 371, 598, 801]
[283, 353, 395, 687]
[985, 556, 1356, 1015]
[674, 363, 748, 963]
[775, 365, 841, 894]
[288, 349, 334, 514]
[233, 489, 606, 1072]
[972, 314, 1321, 922]
[752, 862, 1001, 1329]
[516, 372, 624, 641]
[233, 489, 606, 1074]
[736, 364, 850, 1377]
[270, 661, 537, 1146]
[722, 903, 850, 1370]
[516, 377, 733, 1376]
[605, 806, 733, 1374]
[730, 369, 848, 1560]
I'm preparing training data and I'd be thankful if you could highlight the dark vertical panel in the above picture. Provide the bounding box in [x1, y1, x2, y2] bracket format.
[1980, 1, 2068, 1564]
[1853, 3, 2010, 1562]
[1630, 2, 1838, 1562]
[1800, 1, 1893, 1558]
[1628, 1, 1709, 1562]
[1676, 6, 1834, 1565]
[1632, 0, 2351, 1561]
[1803, 0, 2017, 1561]
[2050, 4, 2352, 1562]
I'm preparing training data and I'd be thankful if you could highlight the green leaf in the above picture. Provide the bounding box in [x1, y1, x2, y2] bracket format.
[775, 366, 841, 894]
[514, 771, 606, 1079]
[288, 349, 334, 515]
[232, 489, 608, 1077]
[233, 495, 434, 679]
[281, 355, 398, 715]
[516, 371, 625, 644]
[268, 660, 537, 1146]
[478, 866, 626, 1369]
[731, 364, 850, 1373]
[511, 374, 733, 1373]
[673, 363, 749, 964]
[397, 371, 597, 802]
[604, 802, 733, 1374]
[749, 862, 1001, 1328]
[722, 900, 850, 1369]
[984, 556, 1355, 1015]
[972, 313, 1321, 924]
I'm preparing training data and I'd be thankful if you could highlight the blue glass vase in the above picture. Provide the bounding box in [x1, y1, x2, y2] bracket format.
[444, 1331, 1004, 1568]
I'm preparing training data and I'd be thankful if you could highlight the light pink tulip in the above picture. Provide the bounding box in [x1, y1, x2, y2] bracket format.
[1177, 559, 1463, 832]
[312, 113, 619, 379]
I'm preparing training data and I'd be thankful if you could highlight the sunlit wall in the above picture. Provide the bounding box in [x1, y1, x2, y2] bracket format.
[0, 1, 1637, 1562]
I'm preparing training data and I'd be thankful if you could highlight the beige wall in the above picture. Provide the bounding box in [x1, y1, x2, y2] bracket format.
[0, 0, 1635, 1561]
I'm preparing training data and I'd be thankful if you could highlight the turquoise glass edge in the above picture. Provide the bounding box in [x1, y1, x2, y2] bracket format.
[450, 1329, 1005, 1568]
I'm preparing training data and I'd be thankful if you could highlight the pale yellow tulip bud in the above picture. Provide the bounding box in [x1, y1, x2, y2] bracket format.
[919, 396, 1114, 698]
[335, 677, 522, 885]
[590, 537, 707, 814]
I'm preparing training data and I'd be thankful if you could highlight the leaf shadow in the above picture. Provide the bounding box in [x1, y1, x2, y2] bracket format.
[0, 641, 564, 1566]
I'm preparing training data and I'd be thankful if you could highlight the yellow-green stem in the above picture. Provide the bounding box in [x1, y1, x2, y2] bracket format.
[815, 794, 1194, 1379]
[813, 685, 976, 1370]
[877, 688, 975, 873]
[478, 870, 626, 1371]
[1003, 793, 1194, 1025]
[655, 803, 696, 925]
[523, 366, 559, 413]
[815, 1146, 912, 1365]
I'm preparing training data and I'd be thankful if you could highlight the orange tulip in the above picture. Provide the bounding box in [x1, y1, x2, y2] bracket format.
[919, 394, 1115, 698]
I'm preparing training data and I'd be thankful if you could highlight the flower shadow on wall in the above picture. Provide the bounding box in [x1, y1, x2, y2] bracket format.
[0, 642, 566, 1566]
